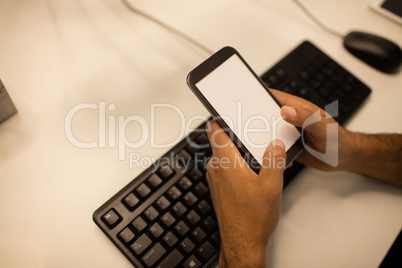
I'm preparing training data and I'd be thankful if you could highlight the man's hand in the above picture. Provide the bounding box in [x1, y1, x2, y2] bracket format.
[272, 89, 402, 185]
[206, 120, 286, 268]
[271, 89, 356, 171]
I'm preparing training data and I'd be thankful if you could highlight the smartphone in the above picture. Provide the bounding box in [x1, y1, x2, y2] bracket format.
[370, 0, 402, 25]
[186, 46, 303, 171]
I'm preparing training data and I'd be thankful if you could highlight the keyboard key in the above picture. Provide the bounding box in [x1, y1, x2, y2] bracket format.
[147, 174, 163, 188]
[300, 70, 310, 80]
[155, 196, 171, 211]
[177, 176, 192, 191]
[176, 150, 192, 167]
[144, 206, 159, 221]
[289, 80, 301, 90]
[263, 80, 273, 88]
[202, 216, 217, 233]
[309, 79, 321, 89]
[211, 231, 221, 245]
[180, 237, 195, 253]
[187, 167, 203, 181]
[183, 192, 198, 206]
[183, 255, 201, 268]
[123, 193, 139, 210]
[195, 133, 209, 145]
[275, 68, 286, 78]
[167, 186, 182, 201]
[163, 231, 178, 247]
[195, 153, 210, 171]
[266, 74, 279, 87]
[149, 223, 164, 238]
[156, 249, 183, 268]
[196, 200, 211, 216]
[181, 148, 192, 159]
[158, 164, 175, 179]
[191, 227, 206, 242]
[136, 183, 151, 198]
[193, 182, 208, 197]
[174, 221, 190, 236]
[132, 216, 147, 232]
[186, 141, 200, 155]
[119, 227, 135, 243]
[197, 241, 216, 261]
[102, 209, 121, 229]
[160, 212, 176, 227]
[131, 233, 152, 255]
[341, 83, 352, 92]
[172, 202, 187, 217]
[323, 66, 334, 77]
[298, 87, 312, 99]
[186, 210, 201, 225]
[142, 243, 166, 267]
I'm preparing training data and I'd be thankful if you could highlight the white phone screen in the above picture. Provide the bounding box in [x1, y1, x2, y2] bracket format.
[195, 54, 301, 164]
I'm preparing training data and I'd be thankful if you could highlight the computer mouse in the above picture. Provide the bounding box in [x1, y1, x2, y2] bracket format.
[343, 31, 402, 74]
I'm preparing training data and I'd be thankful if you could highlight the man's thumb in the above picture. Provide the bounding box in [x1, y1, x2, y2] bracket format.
[281, 105, 332, 136]
[259, 139, 287, 179]
[281, 106, 315, 128]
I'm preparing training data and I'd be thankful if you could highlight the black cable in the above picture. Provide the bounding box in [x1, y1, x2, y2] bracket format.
[120, 0, 214, 55]
[292, 0, 344, 38]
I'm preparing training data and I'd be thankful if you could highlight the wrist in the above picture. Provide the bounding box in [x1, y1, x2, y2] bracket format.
[337, 130, 364, 172]
[219, 243, 267, 268]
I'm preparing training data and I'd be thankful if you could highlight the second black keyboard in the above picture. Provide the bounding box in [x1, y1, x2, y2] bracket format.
[93, 40, 371, 268]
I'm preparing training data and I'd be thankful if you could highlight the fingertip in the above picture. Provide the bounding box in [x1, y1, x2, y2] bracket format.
[261, 139, 287, 165]
[271, 139, 286, 150]
[260, 139, 287, 177]
[281, 106, 297, 118]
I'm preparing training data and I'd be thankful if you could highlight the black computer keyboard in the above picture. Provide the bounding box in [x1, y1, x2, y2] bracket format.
[93, 40, 371, 268]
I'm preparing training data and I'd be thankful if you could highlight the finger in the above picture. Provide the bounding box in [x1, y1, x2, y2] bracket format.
[270, 89, 303, 108]
[281, 106, 313, 127]
[281, 105, 331, 135]
[259, 139, 287, 181]
[270, 89, 320, 111]
[206, 120, 238, 159]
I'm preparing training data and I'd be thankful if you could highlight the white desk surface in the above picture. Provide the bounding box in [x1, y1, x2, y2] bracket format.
[0, 0, 401, 267]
